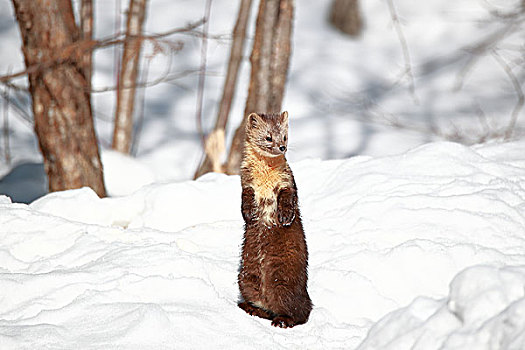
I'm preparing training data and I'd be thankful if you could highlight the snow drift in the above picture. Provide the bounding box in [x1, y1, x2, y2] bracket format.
[1, 141, 525, 349]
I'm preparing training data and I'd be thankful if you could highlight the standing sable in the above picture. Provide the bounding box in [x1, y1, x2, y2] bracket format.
[238, 111, 312, 328]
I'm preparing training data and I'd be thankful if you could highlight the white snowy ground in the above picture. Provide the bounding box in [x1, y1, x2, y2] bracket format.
[1, 0, 525, 348]
[1, 140, 525, 349]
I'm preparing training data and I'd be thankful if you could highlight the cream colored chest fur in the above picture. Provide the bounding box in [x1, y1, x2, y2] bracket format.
[252, 163, 286, 199]
[249, 159, 292, 225]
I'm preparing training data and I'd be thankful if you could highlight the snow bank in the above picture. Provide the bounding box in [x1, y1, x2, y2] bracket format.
[358, 266, 525, 350]
[1, 141, 525, 349]
[101, 150, 156, 197]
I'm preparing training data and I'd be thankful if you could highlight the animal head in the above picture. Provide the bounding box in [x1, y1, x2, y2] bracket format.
[245, 111, 289, 157]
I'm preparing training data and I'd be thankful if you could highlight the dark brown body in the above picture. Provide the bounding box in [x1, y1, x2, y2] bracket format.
[238, 112, 312, 328]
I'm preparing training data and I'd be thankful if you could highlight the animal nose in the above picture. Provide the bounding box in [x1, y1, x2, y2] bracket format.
[279, 145, 286, 152]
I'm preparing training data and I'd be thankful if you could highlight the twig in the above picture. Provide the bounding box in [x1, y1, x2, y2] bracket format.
[0, 91, 32, 126]
[454, 0, 524, 91]
[0, 19, 205, 84]
[386, 0, 418, 104]
[491, 49, 524, 140]
[195, 0, 212, 147]
[91, 68, 198, 93]
[0, 80, 26, 92]
[474, 104, 491, 142]
[454, 22, 517, 91]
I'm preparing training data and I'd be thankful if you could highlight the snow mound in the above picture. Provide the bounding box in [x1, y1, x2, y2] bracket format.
[358, 266, 525, 350]
[101, 149, 156, 197]
[1, 141, 525, 349]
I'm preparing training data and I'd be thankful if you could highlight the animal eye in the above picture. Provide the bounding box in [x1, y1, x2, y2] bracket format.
[265, 136, 272, 142]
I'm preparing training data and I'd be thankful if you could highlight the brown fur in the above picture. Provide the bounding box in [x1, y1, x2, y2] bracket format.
[238, 111, 312, 328]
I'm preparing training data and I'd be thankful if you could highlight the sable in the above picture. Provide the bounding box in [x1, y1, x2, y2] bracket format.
[238, 111, 312, 328]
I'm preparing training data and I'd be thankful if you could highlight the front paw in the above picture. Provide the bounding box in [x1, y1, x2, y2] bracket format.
[242, 205, 257, 224]
[277, 188, 297, 227]
[242, 187, 257, 224]
[278, 208, 295, 226]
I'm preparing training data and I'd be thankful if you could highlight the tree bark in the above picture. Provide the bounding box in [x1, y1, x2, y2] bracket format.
[329, 0, 363, 37]
[194, 0, 253, 179]
[80, 0, 94, 91]
[112, 0, 148, 154]
[269, 0, 293, 112]
[224, 0, 294, 175]
[12, 0, 106, 197]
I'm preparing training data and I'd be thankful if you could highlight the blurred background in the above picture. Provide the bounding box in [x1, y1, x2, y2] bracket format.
[0, 0, 523, 202]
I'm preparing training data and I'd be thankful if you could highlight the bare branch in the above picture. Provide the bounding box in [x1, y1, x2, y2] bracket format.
[491, 49, 524, 140]
[0, 88, 32, 126]
[454, 22, 518, 91]
[0, 19, 205, 85]
[386, 0, 418, 104]
[0, 80, 26, 92]
[91, 68, 198, 93]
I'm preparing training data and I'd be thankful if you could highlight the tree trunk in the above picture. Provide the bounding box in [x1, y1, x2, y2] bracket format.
[12, 0, 106, 197]
[329, 0, 363, 37]
[224, 0, 294, 175]
[112, 0, 148, 154]
[80, 0, 94, 91]
[194, 0, 253, 179]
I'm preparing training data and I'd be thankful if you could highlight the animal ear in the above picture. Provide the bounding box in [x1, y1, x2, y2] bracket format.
[248, 113, 261, 129]
[281, 111, 289, 125]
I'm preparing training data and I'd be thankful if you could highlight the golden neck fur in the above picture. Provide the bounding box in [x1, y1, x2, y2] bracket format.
[242, 143, 293, 225]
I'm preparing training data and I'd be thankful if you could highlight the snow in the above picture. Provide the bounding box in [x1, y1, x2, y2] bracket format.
[358, 266, 525, 349]
[1, 0, 525, 348]
[101, 150, 155, 197]
[2, 141, 525, 349]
